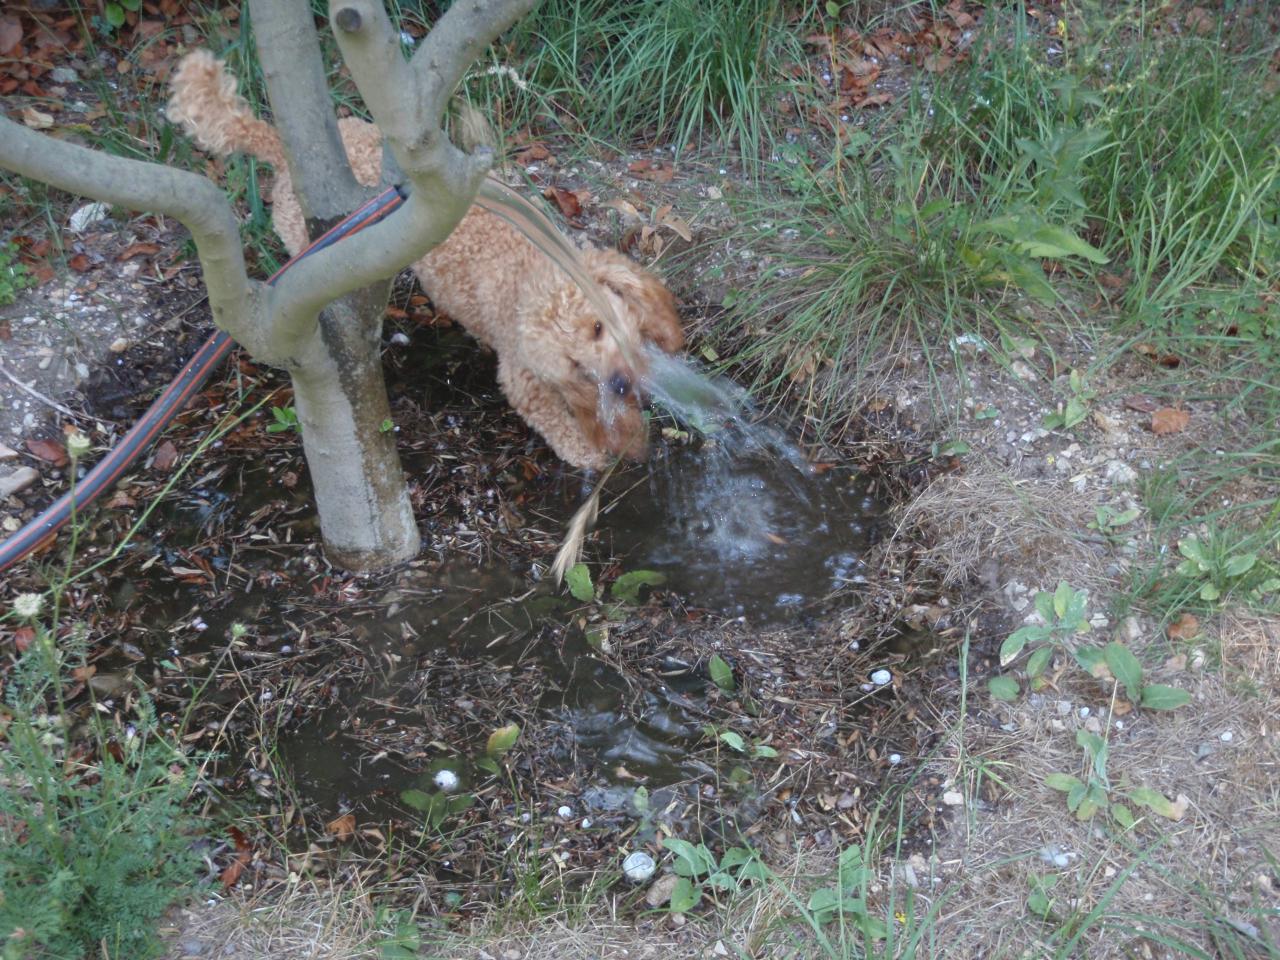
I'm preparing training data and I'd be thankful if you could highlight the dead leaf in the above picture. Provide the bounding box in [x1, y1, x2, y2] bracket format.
[325, 813, 356, 841]
[118, 241, 161, 261]
[602, 197, 642, 221]
[1167, 612, 1200, 641]
[152, 439, 179, 471]
[628, 158, 675, 182]
[14, 626, 35, 653]
[855, 92, 894, 108]
[26, 437, 68, 466]
[0, 15, 22, 53]
[514, 142, 552, 166]
[22, 107, 54, 130]
[1185, 6, 1214, 35]
[542, 186, 582, 220]
[1123, 394, 1160, 414]
[1150, 407, 1190, 435]
[923, 53, 955, 73]
[67, 253, 92, 273]
[655, 204, 692, 242]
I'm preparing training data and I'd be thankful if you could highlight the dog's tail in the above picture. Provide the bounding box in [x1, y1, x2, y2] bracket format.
[167, 50, 286, 168]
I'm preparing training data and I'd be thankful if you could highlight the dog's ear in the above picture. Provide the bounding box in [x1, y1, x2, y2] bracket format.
[584, 250, 684, 354]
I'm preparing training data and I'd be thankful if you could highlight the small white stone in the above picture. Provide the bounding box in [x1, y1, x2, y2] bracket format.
[581, 818, 592, 829]
[941, 790, 964, 806]
[1220, 730, 1234, 743]
[557, 805, 573, 819]
[1078, 706, 1091, 719]
[622, 850, 656, 883]
[870, 669, 892, 686]
[888, 753, 902, 765]
[389, 332, 411, 346]
[433, 769, 460, 792]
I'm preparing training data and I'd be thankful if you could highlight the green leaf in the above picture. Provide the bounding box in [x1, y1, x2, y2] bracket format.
[380, 418, 393, 433]
[105, 3, 126, 27]
[1066, 781, 1087, 812]
[669, 876, 701, 913]
[708, 653, 735, 692]
[1073, 644, 1105, 675]
[752, 744, 778, 759]
[1028, 890, 1054, 918]
[1103, 641, 1144, 701]
[664, 838, 716, 878]
[988, 676, 1020, 701]
[1019, 224, 1109, 264]
[1200, 582, 1220, 602]
[1128, 787, 1181, 819]
[1224, 553, 1257, 577]
[1026, 645, 1053, 679]
[1110, 802, 1136, 831]
[825, 0, 841, 16]
[485, 723, 521, 758]
[565, 563, 594, 601]
[1000, 627, 1043, 665]
[1076, 729, 1108, 782]
[1178, 538, 1207, 566]
[718, 730, 746, 753]
[400, 788, 433, 812]
[1034, 591, 1056, 624]
[1140, 684, 1191, 711]
[1045, 772, 1083, 792]
[611, 569, 667, 604]
[1053, 581, 1073, 619]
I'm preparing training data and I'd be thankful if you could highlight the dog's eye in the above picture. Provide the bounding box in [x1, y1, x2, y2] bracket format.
[593, 320, 603, 339]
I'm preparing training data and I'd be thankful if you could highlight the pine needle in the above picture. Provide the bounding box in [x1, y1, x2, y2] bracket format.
[551, 459, 619, 586]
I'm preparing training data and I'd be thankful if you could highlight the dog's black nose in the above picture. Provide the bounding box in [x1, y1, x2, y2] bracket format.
[607, 372, 631, 397]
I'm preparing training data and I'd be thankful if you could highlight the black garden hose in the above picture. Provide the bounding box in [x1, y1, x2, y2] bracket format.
[0, 185, 407, 575]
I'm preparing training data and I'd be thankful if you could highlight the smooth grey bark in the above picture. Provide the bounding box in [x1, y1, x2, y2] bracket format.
[0, 0, 539, 571]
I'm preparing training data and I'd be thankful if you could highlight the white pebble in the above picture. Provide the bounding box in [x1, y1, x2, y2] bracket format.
[581, 818, 592, 829]
[870, 669, 892, 686]
[888, 753, 902, 765]
[622, 850, 656, 883]
[433, 769, 460, 792]
[1220, 730, 1233, 743]
[1078, 706, 1091, 719]
[557, 805, 573, 819]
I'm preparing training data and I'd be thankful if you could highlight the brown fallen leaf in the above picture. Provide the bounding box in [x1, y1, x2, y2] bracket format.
[542, 185, 582, 220]
[514, 142, 552, 166]
[14, 626, 35, 653]
[1150, 407, 1190, 435]
[26, 437, 68, 466]
[1123, 394, 1160, 414]
[118, 241, 161, 261]
[67, 253, 92, 273]
[326, 813, 356, 841]
[855, 92, 894, 108]
[655, 204, 692, 242]
[152, 439, 179, 471]
[923, 52, 954, 73]
[1167, 612, 1200, 641]
[628, 158, 675, 182]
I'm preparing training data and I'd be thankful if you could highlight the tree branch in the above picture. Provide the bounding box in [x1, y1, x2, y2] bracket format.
[411, 0, 543, 131]
[0, 116, 270, 353]
[248, 0, 366, 221]
[261, 0, 536, 353]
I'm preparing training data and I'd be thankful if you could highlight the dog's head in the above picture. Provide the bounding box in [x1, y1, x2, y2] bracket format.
[519, 250, 683, 464]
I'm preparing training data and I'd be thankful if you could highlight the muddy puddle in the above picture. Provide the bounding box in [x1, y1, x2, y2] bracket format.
[100, 422, 884, 831]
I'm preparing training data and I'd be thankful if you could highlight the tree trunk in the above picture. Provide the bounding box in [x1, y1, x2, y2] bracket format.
[289, 284, 419, 567]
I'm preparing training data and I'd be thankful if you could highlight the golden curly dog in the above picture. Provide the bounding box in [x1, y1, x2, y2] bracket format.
[167, 51, 683, 469]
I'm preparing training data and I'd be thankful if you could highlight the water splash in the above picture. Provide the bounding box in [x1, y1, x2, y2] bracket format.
[604, 349, 878, 620]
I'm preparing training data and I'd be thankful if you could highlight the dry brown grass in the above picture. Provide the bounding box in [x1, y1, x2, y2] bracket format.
[891, 459, 1107, 592]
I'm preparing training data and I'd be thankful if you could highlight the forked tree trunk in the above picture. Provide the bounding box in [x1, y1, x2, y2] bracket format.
[0, 0, 539, 572]
[290, 284, 419, 567]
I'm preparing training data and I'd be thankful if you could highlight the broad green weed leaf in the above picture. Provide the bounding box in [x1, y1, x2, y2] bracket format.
[988, 676, 1020, 701]
[1026, 645, 1053, 679]
[1104, 641, 1144, 701]
[611, 569, 667, 604]
[1224, 553, 1257, 577]
[485, 723, 521, 758]
[1140, 684, 1191, 711]
[1045, 773, 1083, 792]
[565, 563, 594, 602]
[718, 730, 746, 753]
[708, 654, 735, 692]
[669, 876, 701, 913]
